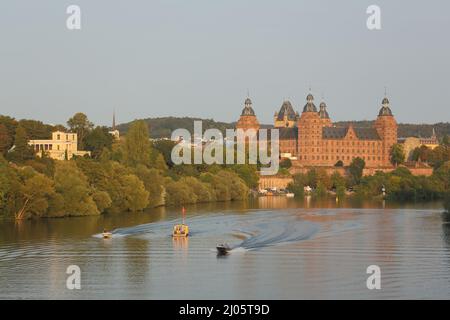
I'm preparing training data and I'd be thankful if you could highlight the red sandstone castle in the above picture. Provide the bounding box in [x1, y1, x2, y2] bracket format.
[236, 93, 398, 168]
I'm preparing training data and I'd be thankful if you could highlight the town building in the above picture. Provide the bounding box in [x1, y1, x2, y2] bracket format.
[399, 128, 439, 161]
[28, 131, 90, 160]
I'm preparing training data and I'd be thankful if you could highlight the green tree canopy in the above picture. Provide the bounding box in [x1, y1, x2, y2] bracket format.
[0, 124, 13, 155]
[390, 143, 405, 167]
[54, 162, 100, 216]
[123, 120, 152, 167]
[67, 113, 94, 149]
[84, 126, 114, 158]
[348, 157, 366, 185]
[7, 125, 35, 163]
[16, 173, 55, 219]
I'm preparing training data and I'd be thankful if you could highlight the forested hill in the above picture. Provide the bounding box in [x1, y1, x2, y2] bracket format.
[116, 117, 450, 139]
[334, 121, 450, 138]
[116, 117, 234, 139]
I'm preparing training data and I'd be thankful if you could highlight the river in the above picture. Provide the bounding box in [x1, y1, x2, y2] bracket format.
[0, 197, 449, 299]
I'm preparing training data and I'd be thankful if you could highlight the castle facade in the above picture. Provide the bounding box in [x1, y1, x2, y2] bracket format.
[236, 93, 398, 168]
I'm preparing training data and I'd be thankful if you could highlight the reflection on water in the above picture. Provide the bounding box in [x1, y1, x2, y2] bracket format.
[0, 198, 449, 299]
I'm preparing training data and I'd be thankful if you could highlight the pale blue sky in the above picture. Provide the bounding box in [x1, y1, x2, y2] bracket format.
[0, 0, 449, 126]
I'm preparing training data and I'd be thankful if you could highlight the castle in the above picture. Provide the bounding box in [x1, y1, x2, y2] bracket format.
[236, 93, 398, 168]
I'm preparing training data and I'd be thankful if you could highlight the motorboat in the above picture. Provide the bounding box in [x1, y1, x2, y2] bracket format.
[216, 243, 231, 255]
[172, 224, 189, 237]
[173, 207, 189, 237]
[102, 231, 112, 239]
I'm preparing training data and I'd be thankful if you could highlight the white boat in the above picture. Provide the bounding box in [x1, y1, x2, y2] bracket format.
[102, 232, 112, 239]
[286, 193, 295, 198]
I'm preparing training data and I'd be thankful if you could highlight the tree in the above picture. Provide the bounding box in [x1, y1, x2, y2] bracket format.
[334, 160, 344, 167]
[16, 173, 55, 219]
[390, 143, 405, 167]
[84, 126, 114, 158]
[411, 145, 432, 162]
[441, 134, 450, 147]
[18, 119, 53, 139]
[0, 115, 18, 141]
[123, 120, 152, 167]
[165, 179, 197, 206]
[54, 162, 100, 216]
[0, 154, 22, 217]
[349, 157, 365, 185]
[0, 124, 12, 155]
[287, 173, 307, 197]
[151, 152, 168, 171]
[331, 171, 346, 198]
[315, 181, 327, 197]
[134, 165, 165, 207]
[118, 174, 149, 211]
[280, 158, 292, 169]
[152, 139, 177, 167]
[67, 113, 93, 149]
[230, 164, 259, 189]
[92, 190, 112, 213]
[7, 125, 35, 163]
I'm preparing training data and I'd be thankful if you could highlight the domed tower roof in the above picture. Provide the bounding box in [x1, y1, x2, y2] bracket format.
[318, 101, 330, 119]
[378, 97, 393, 116]
[241, 97, 256, 116]
[303, 93, 317, 112]
[276, 100, 297, 121]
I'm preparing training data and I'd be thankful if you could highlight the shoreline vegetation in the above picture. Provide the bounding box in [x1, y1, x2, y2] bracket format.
[1, 113, 450, 220]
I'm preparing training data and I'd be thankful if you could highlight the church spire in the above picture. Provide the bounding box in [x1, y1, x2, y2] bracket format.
[112, 109, 116, 131]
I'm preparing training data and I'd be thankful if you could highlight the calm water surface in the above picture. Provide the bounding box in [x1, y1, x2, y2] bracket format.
[1, 198, 449, 299]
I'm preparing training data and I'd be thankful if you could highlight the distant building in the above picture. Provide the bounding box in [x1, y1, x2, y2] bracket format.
[28, 131, 90, 160]
[399, 128, 439, 161]
[419, 128, 439, 149]
[109, 111, 120, 140]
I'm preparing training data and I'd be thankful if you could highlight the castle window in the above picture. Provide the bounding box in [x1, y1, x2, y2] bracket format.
[57, 134, 60, 140]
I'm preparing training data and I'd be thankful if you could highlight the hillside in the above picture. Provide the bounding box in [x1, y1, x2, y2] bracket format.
[116, 117, 450, 139]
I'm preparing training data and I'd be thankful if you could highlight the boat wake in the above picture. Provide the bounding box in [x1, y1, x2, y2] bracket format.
[229, 218, 319, 251]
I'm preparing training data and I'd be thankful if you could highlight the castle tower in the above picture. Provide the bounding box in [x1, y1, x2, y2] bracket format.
[297, 93, 324, 165]
[236, 97, 260, 132]
[374, 96, 398, 166]
[318, 101, 332, 126]
[274, 100, 298, 128]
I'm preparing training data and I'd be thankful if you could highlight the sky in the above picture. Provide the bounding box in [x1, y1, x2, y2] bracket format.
[0, 0, 449, 127]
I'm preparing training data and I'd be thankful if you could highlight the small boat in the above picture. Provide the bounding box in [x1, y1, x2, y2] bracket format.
[173, 207, 189, 237]
[286, 193, 295, 198]
[102, 231, 112, 239]
[172, 224, 189, 237]
[216, 243, 231, 255]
